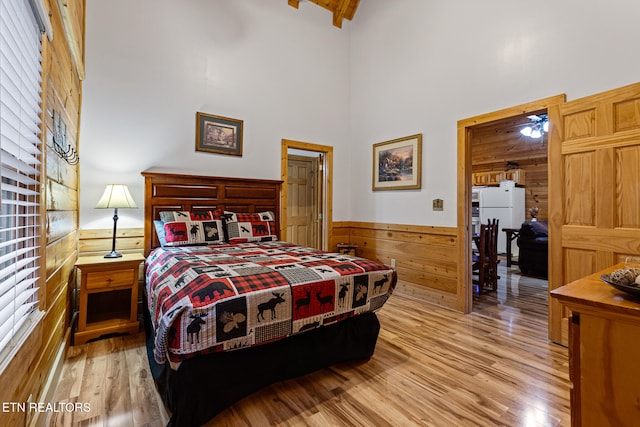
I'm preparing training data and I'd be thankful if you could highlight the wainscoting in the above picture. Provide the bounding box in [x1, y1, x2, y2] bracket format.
[78, 228, 144, 257]
[332, 222, 460, 311]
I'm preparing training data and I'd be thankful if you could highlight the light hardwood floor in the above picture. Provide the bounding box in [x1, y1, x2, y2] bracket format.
[48, 263, 570, 426]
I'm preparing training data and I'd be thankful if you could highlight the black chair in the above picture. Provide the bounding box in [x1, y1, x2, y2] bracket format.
[517, 220, 548, 277]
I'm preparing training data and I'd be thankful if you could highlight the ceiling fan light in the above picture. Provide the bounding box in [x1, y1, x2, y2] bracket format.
[520, 126, 533, 137]
[543, 120, 549, 132]
[531, 128, 542, 138]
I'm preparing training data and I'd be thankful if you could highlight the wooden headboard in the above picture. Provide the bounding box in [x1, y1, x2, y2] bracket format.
[142, 171, 283, 256]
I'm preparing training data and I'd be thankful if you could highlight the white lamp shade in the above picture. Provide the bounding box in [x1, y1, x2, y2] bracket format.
[95, 184, 138, 209]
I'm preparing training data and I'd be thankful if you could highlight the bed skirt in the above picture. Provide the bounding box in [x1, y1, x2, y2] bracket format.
[143, 302, 381, 427]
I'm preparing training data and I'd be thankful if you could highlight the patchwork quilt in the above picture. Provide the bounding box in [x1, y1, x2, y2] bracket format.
[145, 241, 396, 364]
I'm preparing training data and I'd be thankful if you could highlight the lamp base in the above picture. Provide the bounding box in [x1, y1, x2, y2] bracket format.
[104, 251, 123, 259]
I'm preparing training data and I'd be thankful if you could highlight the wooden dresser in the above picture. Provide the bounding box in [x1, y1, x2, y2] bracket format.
[550, 263, 640, 427]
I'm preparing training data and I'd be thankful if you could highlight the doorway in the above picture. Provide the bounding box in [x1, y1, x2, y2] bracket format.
[459, 82, 640, 344]
[457, 95, 566, 314]
[470, 111, 550, 296]
[287, 153, 321, 248]
[281, 139, 333, 251]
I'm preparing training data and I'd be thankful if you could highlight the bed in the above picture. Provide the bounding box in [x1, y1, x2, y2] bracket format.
[141, 171, 396, 427]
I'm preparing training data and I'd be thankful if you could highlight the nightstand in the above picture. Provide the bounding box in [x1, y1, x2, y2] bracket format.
[336, 243, 357, 256]
[74, 253, 144, 345]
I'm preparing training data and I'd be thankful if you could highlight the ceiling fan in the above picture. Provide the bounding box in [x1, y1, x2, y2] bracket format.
[520, 114, 549, 139]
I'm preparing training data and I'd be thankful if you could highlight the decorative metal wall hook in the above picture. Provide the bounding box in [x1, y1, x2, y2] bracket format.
[52, 110, 79, 165]
[52, 140, 79, 164]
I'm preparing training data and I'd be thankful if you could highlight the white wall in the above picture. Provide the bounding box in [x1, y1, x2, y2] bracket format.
[81, 0, 640, 230]
[79, 0, 352, 229]
[349, 0, 640, 226]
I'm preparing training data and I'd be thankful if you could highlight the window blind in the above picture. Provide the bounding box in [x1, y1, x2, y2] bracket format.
[0, 0, 44, 361]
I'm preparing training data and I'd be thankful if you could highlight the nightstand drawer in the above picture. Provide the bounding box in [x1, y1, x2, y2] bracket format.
[86, 269, 134, 290]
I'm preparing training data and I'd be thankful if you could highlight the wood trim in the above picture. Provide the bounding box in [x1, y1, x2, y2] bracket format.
[457, 94, 567, 314]
[141, 171, 282, 256]
[281, 139, 333, 251]
[339, 221, 455, 235]
[29, 336, 68, 427]
[547, 101, 564, 343]
[457, 95, 567, 128]
[55, 0, 85, 79]
[457, 124, 473, 313]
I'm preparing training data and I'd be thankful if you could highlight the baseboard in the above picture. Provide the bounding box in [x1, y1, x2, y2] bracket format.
[28, 326, 70, 427]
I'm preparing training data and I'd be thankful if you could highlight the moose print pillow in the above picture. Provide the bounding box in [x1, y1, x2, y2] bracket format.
[159, 211, 226, 246]
[224, 211, 278, 244]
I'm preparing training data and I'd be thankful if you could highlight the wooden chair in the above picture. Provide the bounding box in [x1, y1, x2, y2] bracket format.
[485, 218, 500, 290]
[472, 223, 489, 293]
[472, 219, 500, 293]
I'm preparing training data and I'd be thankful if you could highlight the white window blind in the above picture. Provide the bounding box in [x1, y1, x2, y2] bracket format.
[0, 0, 44, 361]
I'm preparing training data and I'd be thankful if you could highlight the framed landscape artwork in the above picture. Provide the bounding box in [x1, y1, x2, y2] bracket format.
[372, 133, 422, 191]
[195, 112, 243, 156]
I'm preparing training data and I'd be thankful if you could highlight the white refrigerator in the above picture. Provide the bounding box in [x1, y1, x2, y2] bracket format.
[477, 181, 525, 256]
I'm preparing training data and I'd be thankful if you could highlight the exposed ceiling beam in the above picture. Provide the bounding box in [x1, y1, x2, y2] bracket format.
[288, 0, 361, 28]
[333, 0, 350, 28]
[345, 0, 360, 21]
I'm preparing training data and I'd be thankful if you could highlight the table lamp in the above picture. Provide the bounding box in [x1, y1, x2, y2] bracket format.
[95, 184, 138, 258]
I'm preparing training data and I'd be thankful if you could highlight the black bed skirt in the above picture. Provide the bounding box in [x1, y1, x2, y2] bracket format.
[144, 305, 381, 427]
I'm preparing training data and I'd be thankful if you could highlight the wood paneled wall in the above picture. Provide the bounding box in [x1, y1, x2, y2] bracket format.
[0, 1, 85, 426]
[78, 228, 144, 257]
[471, 113, 549, 220]
[333, 222, 460, 310]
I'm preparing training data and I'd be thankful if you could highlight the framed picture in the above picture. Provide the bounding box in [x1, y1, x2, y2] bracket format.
[372, 133, 422, 191]
[195, 112, 243, 156]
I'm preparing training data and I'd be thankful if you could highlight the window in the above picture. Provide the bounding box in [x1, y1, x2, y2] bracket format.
[0, 0, 48, 369]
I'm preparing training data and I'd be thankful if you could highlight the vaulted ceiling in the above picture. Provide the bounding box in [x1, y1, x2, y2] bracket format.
[288, 0, 361, 28]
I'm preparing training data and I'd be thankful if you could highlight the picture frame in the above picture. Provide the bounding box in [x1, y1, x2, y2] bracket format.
[195, 112, 243, 156]
[372, 133, 422, 191]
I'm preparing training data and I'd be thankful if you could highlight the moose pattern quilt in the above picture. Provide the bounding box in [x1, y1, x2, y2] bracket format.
[146, 241, 396, 365]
